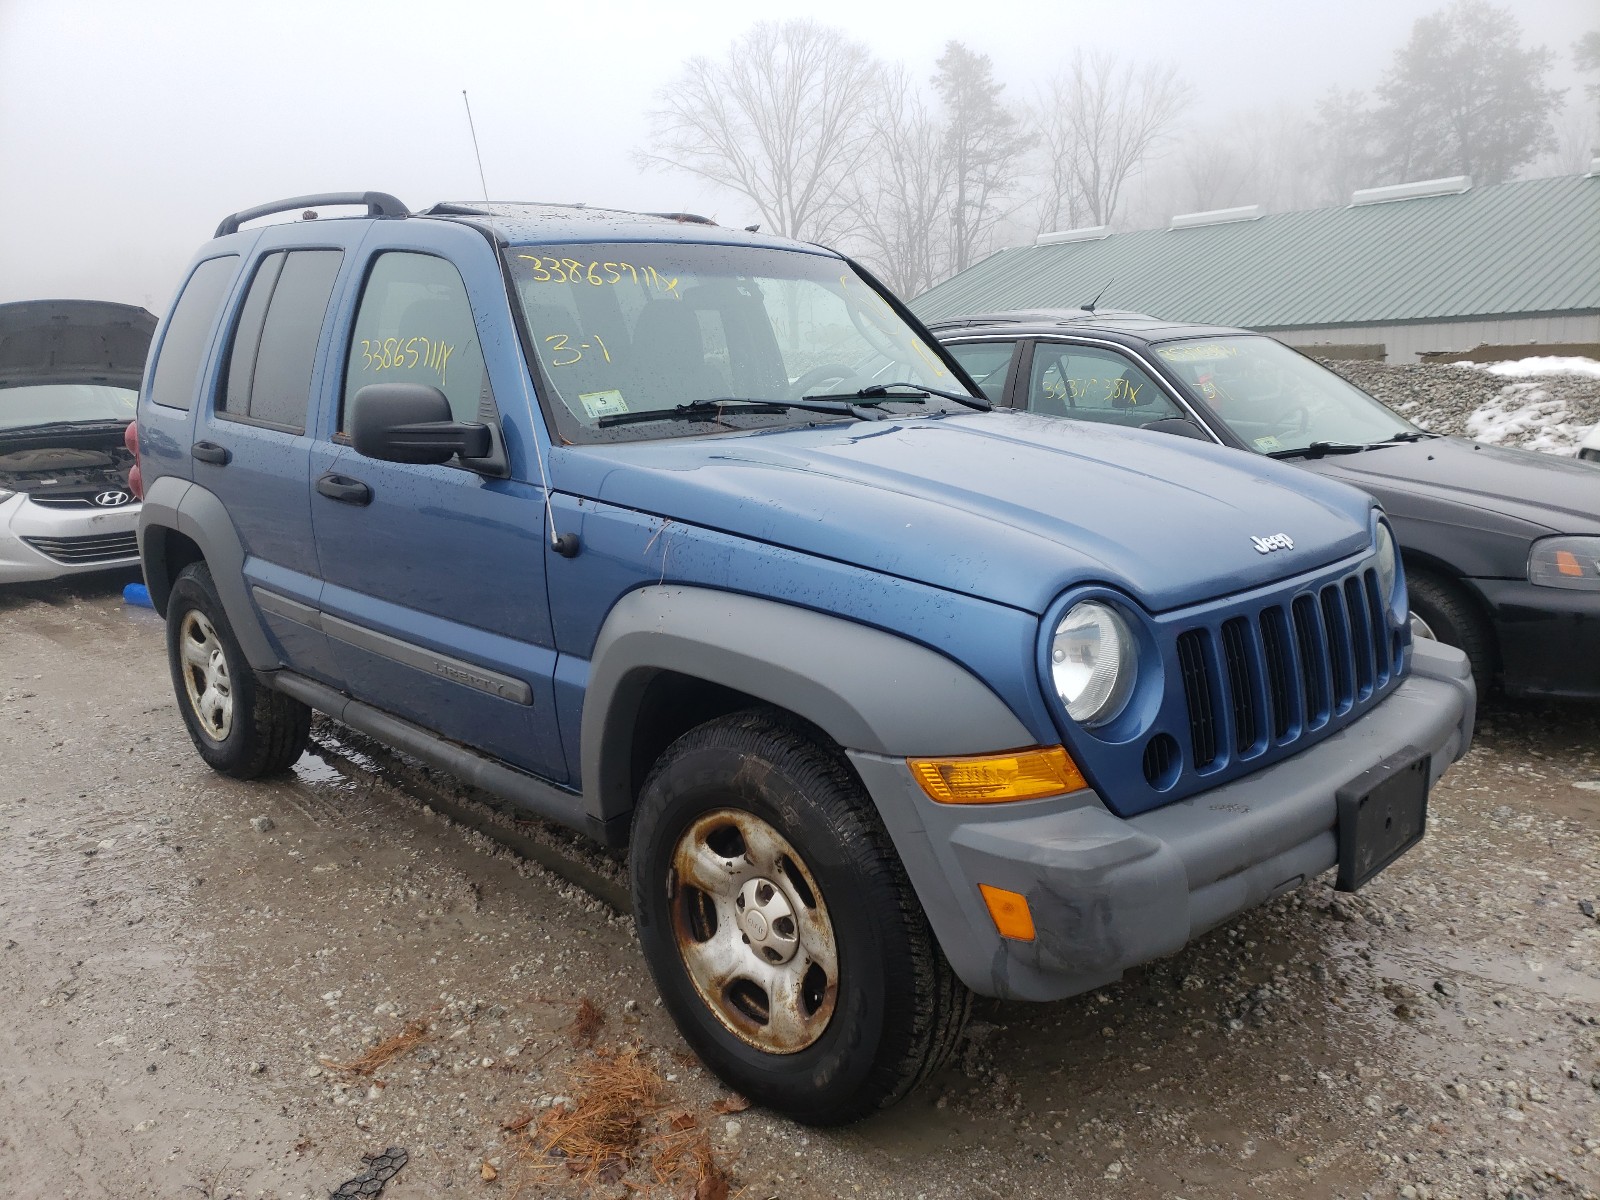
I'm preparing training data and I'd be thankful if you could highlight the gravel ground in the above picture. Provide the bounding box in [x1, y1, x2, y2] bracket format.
[1320, 360, 1600, 456]
[2, 573, 1598, 1200]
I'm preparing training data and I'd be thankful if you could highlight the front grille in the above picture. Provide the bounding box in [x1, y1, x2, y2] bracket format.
[23, 531, 139, 564]
[1176, 630, 1217, 769]
[1220, 617, 1259, 755]
[1176, 567, 1393, 773]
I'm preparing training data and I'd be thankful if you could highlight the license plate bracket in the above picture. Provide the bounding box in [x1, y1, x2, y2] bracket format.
[1335, 747, 1430, 892]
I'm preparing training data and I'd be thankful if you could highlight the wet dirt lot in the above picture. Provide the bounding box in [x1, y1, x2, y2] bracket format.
[2, 574, 1597, 1200]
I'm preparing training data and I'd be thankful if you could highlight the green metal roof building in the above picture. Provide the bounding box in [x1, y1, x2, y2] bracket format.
[910, 169, 1600, 362]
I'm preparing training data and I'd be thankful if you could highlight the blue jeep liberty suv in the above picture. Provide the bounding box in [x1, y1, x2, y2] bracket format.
[134, 192, 1475, 1125]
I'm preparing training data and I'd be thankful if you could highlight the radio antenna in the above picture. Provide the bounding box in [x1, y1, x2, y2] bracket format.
[462, 90, 490, 201]
[1083, 277, 1115, 314]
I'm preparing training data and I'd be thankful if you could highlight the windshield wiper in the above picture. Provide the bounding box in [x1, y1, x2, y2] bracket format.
[1267, 441, 1375, 459]
[1384, 430, 1438, 443]
[1270, 433, 1437, 459]
[805, 381, 990, 412]
[596, 396, 870, 429]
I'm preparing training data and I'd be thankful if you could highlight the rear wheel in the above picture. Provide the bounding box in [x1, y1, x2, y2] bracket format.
[630, 709, 969, 1125]
[1407, 568, 1494, 694]
[165, 562, 309, 778]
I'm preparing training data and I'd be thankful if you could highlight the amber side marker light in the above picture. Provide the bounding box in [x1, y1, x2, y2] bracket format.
[979, 884, 1037, 941]
[1556, 549, 1584, 577]
[908, 745, 1086, 804]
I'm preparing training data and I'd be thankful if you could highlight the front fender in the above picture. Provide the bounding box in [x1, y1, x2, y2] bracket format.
[137, 475, 277, 670]
[580, 585, 1035, 831]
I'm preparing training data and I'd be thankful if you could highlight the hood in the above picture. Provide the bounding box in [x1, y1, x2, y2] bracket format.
[1305, 437, 1600, 537]
[551, 411, 1377, 614]
[0, 299, 156, 390]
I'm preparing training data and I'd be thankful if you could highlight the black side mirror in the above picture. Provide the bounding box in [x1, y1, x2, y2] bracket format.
[349, 383, 491, 465]
[1141, 416, 1211, 441]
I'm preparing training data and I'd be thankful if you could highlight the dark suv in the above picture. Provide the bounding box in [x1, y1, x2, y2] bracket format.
[134, 194, 1473, 1124]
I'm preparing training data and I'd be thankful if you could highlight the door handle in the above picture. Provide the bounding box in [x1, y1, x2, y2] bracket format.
[191, 440, 231, 466]
[316, 472, 372, 506]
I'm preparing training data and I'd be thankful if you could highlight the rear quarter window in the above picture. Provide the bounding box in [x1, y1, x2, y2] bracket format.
[149, 256, 238, 410]
[219, 249, 343, 432]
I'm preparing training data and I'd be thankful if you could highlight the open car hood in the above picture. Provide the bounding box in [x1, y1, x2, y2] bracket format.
[0, 300, 156, 390]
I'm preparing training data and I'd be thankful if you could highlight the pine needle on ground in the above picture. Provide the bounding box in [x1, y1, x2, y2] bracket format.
[318, 1016, 433, 1076]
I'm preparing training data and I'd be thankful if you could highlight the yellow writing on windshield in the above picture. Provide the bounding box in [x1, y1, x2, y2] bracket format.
[359, 337, 456, 387]
[542, 332, 612, 368]
[838, 272, 950, 379]
[518, 255, 679, 294]
[1157, 343, 1239, 362]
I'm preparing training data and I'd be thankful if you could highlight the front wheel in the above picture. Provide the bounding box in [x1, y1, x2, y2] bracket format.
[630, 710, 969, 1125]
[1406, 568, 1495, 694]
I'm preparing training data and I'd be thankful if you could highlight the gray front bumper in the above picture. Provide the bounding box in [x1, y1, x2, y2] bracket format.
[849, 639, 1475, 1002]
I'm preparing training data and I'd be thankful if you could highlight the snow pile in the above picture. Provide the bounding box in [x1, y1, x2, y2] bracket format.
[1464, 356, 1600, 381]
[1321, 356, 1600, 456]
[1461, 383, 1587, 454]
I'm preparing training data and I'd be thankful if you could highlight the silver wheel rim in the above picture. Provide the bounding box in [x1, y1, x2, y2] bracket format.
[178, 610, 233, 741]
[668, 808, 839, 1054]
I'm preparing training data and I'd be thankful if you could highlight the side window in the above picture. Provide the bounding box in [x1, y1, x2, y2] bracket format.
[1027, 345, 1179, 425]
[342, 252, 491, 430]
[943, 342, 1016, 402]
[149, 256, 238, 410]
[220, 249, 342, 432]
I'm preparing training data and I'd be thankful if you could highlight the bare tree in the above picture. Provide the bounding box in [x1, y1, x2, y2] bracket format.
[1034, 51, 1193, 229]
[639, 21, 880, 243]
[1308, 88, 1381, 204]
[847, 69, 955, 298]
[932, 42, 1033, 275]
[1176, 130, 1263, 213]
[1577, 30, 1600, 122]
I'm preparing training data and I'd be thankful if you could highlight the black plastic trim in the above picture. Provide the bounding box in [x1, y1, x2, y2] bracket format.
[215, 192, 407, 238]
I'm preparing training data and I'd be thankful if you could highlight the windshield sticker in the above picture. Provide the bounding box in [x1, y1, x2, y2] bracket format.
[543, 332, 612, 368]
[358, 337, 455, 387]
[579, 389, 629, 419]
[518, 255, 679, 295]
[1253, 435, 1283, 452]
[1157, 343, 1239, 362]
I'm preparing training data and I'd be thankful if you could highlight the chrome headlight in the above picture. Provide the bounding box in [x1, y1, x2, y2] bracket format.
[1529, 536, 1600, 591]
[1051, 601, 1136, 727]
[1374, 521, 1398, 601]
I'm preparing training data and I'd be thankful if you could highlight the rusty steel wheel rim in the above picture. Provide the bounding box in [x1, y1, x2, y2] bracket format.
[668, 808, 839, 1054]
[178, 609, 233, 742]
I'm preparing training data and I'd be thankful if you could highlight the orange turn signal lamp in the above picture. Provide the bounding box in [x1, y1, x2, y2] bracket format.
[1556, 549, 1584, 577]
[908, 745, 1086, 804]
[979, 884, 1036, 941]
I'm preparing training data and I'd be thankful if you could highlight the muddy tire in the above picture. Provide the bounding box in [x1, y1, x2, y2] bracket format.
[1407, 568, 1494, 694]
[165, 562, 309, 779]
[629, 709, 970, 1126]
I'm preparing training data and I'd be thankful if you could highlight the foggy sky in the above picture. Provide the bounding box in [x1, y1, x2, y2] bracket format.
[1, 0, 1594, 313]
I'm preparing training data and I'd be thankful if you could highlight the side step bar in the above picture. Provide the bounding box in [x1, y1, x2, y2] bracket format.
[270, 671, 622, 846]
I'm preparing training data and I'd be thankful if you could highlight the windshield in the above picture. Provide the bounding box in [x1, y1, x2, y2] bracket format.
[1153, 336, 1417, 454]
[0, 384, 137, 432]
[505, 242, 973, 442]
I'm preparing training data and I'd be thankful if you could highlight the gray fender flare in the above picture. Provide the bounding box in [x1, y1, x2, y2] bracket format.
[580, 585, 1034, 831]
[137, 475, 278, 670]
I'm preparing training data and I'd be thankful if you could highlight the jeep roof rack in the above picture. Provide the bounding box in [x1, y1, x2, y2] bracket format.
[214, 192, 408, 238]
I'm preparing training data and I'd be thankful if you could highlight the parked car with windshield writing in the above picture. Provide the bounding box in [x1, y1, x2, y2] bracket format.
[0, 300, 152, 584]
[934, 310, 1600, 701]
[135, 195, 1474, 1124]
